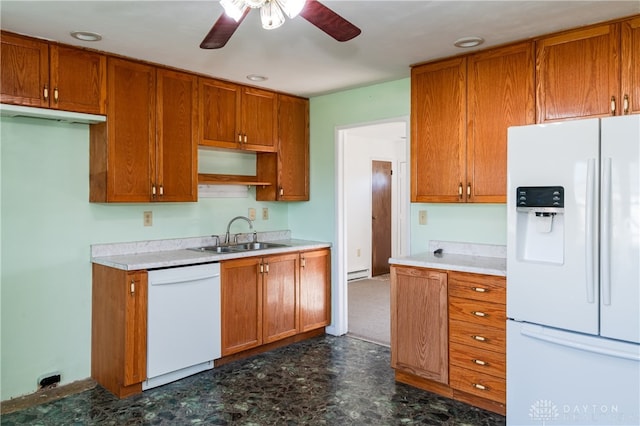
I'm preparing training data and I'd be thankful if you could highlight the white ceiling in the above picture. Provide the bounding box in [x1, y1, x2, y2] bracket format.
[1, 1, 638, 98]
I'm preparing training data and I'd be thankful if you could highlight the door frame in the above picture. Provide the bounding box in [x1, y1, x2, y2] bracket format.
[329, 116, 410, 336]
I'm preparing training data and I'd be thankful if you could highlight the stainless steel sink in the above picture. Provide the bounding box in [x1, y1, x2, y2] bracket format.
[188, 242, 287, 253]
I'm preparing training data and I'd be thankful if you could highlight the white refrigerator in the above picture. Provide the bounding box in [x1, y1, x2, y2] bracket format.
[506, 115, 640, 425]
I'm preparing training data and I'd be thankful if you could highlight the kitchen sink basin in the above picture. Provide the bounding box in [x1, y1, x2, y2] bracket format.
[188, 242, 287, 253]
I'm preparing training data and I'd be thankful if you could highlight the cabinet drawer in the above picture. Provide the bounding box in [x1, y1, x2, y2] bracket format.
[450, 365, 505, 404]
[449, 296, 505, 329]
[448, 272, 505, 304]
[449, 319, 505, 352]
[449, 341, 505, 378]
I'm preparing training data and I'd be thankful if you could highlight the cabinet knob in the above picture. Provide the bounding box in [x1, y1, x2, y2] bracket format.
[471, 287, 487, 293]
[244, 134, 248, 144]
[152, 185, 157, 196]
[238, 134, 242, 143]
[130, 280, 135, 295]
[623, 94, 629, 115]
[471, 311, 487, 317]
[611, 96, 616, 115]
[265, 262, 269, 274]
[159, 185, 164, 196]
[43, 85, 49, 101]
[473, 359, 488, 366]
[472, 335, 487, 342]
[54, 87, 59, 104]
[279, 187, 284, 197]
[458, 183, 463, 199]
[467, 183, 471, 197]
[472, 383, 488, 391]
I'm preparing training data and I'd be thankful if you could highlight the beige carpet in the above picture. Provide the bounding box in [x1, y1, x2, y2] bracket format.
[347, 274, 390, 347]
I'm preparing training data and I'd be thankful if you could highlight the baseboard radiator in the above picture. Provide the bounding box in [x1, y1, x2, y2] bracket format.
[348, 269, 370, 281]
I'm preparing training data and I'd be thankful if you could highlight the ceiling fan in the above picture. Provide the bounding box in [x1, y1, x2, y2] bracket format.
[200, 0, 361, 49]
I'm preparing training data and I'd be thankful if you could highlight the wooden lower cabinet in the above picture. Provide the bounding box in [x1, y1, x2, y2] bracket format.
[91, 264, 147, 398]
[220, 248, 331, 358]
[390, 265, 506, 415]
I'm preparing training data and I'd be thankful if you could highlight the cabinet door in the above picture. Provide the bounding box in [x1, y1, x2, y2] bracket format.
[467, 42, 535, 203]
[123, 270, 148, 387]
[241, 87, 278, 152]
[263, 252, 299, 343]
[256, 94, 310, 201]
[0, 32, 49, 107]
[411, 57, 466, 202]
[621, 16, 640, 116]
[156, 68, 198, 202]
[199, 78, 241, 149]
[536, 23, 620, 122]
[49, 45, 106, 114]
[299, 249, 331, 332]
[105, 58, 156, 202]
[391, 266, 448, 383]
[221, 257, 262, 356]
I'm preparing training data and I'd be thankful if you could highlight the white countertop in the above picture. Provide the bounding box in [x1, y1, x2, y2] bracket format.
[389, 240, 506, 277]
[91, 232, 331, 271]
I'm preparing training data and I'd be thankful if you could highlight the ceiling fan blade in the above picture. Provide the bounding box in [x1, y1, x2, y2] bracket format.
[299, 0, 361, 42]
[200, 8, 250, 49]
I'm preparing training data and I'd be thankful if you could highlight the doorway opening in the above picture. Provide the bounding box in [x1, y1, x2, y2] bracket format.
[334, 118, 409, 343]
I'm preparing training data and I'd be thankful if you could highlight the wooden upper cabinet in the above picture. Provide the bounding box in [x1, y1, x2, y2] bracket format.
[199, 78, 277, 152]
[536, 23, 620, 122]
[90, 59, 197, 203]
[411, 57, 466, 203]
[0, 32, 106, 114]
[467, 42, 535, 203]
[621, 16, 640, 115]
[256, 94, 310, 201]
[156, 68, 198, 202]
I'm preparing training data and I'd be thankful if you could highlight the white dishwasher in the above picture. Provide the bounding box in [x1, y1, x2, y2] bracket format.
[143, 262, 221, 390]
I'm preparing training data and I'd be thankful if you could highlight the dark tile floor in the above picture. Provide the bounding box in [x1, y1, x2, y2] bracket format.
[1, 335, 506, 425]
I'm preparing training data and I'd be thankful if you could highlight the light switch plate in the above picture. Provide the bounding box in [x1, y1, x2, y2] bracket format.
[248, 208, 256, 221]
[144, 211, 153, 226]
[418, 210, 427, 225]
[262, 207, 269, 220]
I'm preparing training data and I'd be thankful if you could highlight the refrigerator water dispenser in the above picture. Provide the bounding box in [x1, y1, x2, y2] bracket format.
[515, 186, 564, 264]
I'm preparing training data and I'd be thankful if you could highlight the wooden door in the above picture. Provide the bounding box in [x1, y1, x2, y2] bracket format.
[299, 249, 331, 332]
[156, 68, 198, 202]
[262, 252, 299, 343]
[467, 42, 535, 203]
[371, 160, 392, 276]
[221, 257, 262, 356]
[621, 16, 640, 115]
[0, 32, 49, 107]
[50, 45, 106, 114]
[199, 77, 241, 149]
[391, 266, 448, 384]
[411, 57, 466, 202]
[536, 23, 620, 122]
[241, 87, 278, 152]
[104, 58, 156, 202]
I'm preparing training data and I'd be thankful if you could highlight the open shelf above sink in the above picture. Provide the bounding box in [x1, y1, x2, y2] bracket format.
[198, 173, 271, 187]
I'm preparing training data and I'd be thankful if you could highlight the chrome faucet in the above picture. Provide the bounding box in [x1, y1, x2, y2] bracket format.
[225, 216, 254, 244]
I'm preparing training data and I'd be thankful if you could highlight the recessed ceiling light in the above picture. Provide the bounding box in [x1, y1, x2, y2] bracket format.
[70, 31, 102, 42]
[246, 74, 268, 82]
[454, 36, 484, 48]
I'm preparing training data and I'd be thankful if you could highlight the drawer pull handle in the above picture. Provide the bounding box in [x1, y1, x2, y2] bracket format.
[473, 359, 487, 366]
[473, 383, 488, 391]
[472, 311, 487, 317]
[472, 335, 487, 342]
[471, 287, 487, 293]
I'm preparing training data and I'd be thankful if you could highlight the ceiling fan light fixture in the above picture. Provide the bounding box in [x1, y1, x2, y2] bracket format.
[275, 0, 306, 19]
[261, 0, 285, 30]
[220, 0, 248, 21]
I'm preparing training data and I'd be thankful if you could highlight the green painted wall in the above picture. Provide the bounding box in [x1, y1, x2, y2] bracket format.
[0, 116, 288, 400]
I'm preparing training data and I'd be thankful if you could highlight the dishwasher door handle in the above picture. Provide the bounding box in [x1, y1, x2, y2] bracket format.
[150, 273, 220, 286]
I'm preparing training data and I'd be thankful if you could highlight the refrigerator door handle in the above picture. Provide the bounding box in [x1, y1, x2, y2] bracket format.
[520, 325, 640, 362]
[585, 158, 598, 304]
[601, 157, 612, 306]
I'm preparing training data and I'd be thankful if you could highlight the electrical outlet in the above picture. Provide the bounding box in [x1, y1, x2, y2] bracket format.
[144, 211, 153, 226]
[418, 210, 427, 225]
[248, 208, 256, 221]
[262, 207, 269, 220]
